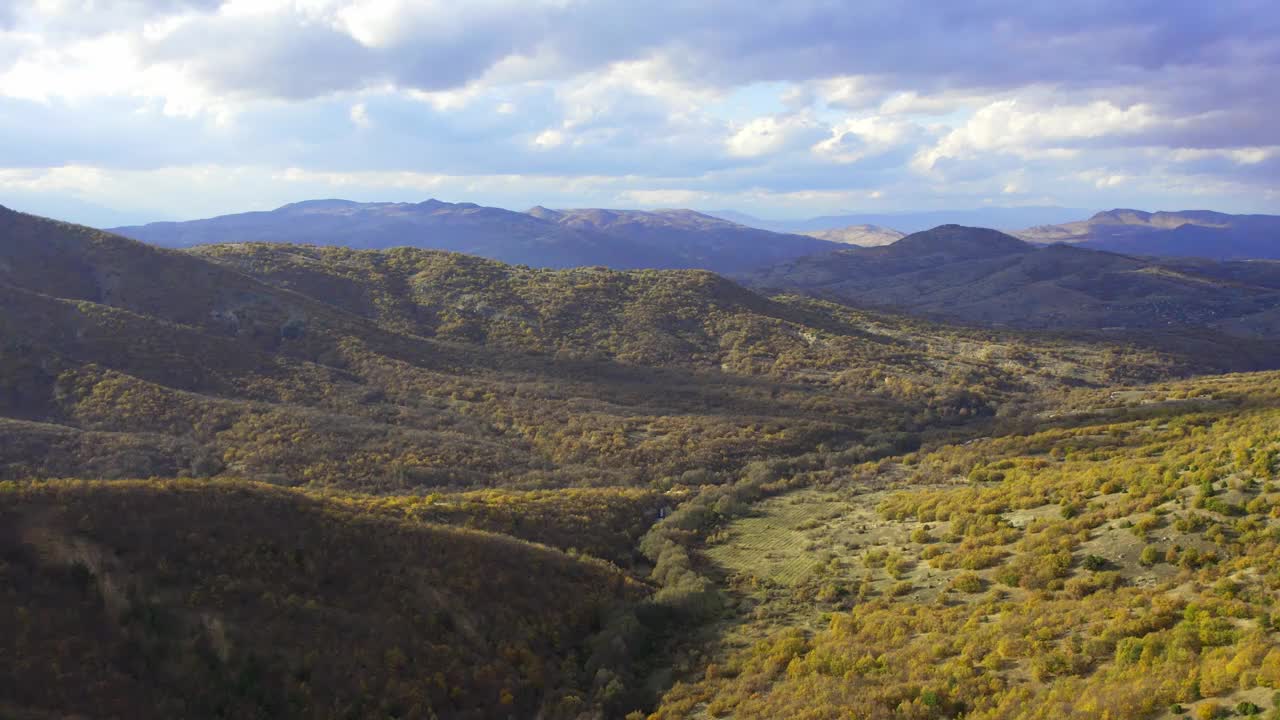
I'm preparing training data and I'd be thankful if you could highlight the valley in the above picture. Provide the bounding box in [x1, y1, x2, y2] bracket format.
[3, 203, 1280, 719]
[6, 3, 1279, 717]
[652, 372, 1280, 719]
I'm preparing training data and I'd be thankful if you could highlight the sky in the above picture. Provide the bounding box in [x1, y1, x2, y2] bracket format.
[1, 0, 1279, 226]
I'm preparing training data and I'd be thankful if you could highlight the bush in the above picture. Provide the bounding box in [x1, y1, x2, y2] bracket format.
[1140, 545, 1160, 566]
[1081, 554, 1108, 571]
[1194, 702, 1223, 720]
[950, 573, 986, 593]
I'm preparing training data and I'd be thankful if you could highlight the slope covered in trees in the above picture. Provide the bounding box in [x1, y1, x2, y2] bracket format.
[0, 208, 1193, 490]
[651, 370, 1280, 719]
[0, 480, 642, 719]
[745, 224, 1280, 345]
[525, 207, 838, 273]
[7, 206, 1280, 719]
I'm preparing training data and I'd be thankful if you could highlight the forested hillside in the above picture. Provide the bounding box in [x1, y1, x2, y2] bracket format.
[6, 206, 1280, 720]
[0, 480, 641, 719]
[746, 224, 1280, 346]
[0, 207, 1191, 490]
[651, 371, 1280, 719]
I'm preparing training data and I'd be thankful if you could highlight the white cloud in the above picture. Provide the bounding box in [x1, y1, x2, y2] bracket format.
[349, 101, 371, 127]
[813, 75, 881, 110]
[878, 90, 990, 116]
[616, 188, 709, 207]
[408, 84, 486, 112]
[532, 129, 565, 149]
[911, 100, 1159, 173]
[0, 25, 232, 119]
[726, 113, 822, 158]
[812, 116, 920, 164]
[553, 57, 721, 132]
[1168, 146, 1279, 165]
[1, 1, 1278, 220]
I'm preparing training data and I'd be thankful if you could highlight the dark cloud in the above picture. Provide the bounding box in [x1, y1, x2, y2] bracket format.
[142, 14, 376, 100]
[119, 1, 1280, 108]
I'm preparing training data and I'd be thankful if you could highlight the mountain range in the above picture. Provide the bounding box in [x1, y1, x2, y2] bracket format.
[109, 199, 839, 274]
[708, 206, 1093, 234]
[28, 197, 1280, 344]
[7, 202, 1280, 718]
[107, 200, 1280, 266]
[7, 203, 1156, 488]
[1014, 208, 1280, 260]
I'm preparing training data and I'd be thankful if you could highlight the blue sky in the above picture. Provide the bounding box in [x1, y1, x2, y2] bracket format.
[1, 0, 1278, 226]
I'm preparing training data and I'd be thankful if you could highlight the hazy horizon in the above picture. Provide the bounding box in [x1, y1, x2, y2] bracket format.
[2, 192, 1111, 230]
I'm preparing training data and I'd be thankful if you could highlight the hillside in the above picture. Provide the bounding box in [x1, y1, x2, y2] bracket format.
[527, 207, 838, 273]
[1015, 209, 1280, 260]
[106, 200, 840, 273]
[745, 224, 1280, 343]
[650, 369, 1280, 719]
[0, 207, 1199, 490]
[0, 479, 642, 719]
[9, 206, 1280, 719]
[108, 198, 671, 269]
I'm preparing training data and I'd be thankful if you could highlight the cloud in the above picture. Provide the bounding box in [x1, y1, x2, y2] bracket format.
[726, 113, 823, 158]
[616, 188, 710, 207]
[140, 9, 377, 101]
[532, 129, 565, 149]
[1, 0, 1279, 221]
[813, 117, 923, 164]
[812, 75, 882, 110]
[11, 1, 1274, 106]
[349, 102, 371, 128]
[912, 100, 1160, 173]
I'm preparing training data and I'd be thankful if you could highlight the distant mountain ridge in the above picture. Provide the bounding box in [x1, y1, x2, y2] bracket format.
[1015, 208, 1280, 260]
[707, 206, 1091, 234]
[523, 206, 839, 272]
[745, 224, 1280, 340]
[802, 224, 904, 246]
[107, 199, 841, 273]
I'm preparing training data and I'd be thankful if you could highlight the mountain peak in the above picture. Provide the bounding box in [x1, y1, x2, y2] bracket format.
[889, 224, 1031, 259]
[803, 224, 905, 247]
[1090, 208, 1153, 225]
[277, 199, 363, 213]
[526, 205, 563, 221]
[1088, 208, 1236, 227]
